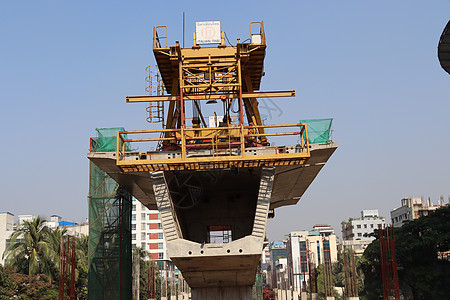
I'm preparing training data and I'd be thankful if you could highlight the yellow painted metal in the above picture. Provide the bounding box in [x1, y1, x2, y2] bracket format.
[126, 91, 295, 103]
[116, 123, 309, 171]
[145, 65, 164, 123]
[118, 22, 310, 171]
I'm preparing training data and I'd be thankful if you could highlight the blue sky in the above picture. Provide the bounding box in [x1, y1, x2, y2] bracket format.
[0, 1, 449, 240]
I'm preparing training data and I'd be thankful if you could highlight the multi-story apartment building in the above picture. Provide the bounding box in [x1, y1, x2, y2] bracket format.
[131, 198, 168, 261]
[390, 196, 448, 227]
[286, 225, 338, 293]
[0, 212, 14, 265]
[342, 210, 386, 257]
[266, 241, 287, 289]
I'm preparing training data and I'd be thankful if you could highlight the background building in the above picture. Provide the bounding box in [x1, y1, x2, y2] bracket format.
[131, 198, 168, 261]
[342, 210, 386, 257]
[286, 225, 338, 293]
[390, 196, 448, 227]
[0, 212, 14, 265]
[266, 241, 287, 289]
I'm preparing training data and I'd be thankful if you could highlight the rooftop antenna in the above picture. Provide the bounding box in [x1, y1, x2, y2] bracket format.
[183, 12, 185, 48]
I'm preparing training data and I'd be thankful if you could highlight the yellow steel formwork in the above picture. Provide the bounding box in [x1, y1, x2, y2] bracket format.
[118, 22, 310, 172]
[116, 123, 310, 172]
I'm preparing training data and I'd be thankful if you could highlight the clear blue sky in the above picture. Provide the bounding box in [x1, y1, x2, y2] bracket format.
[0, 1, 449, 240]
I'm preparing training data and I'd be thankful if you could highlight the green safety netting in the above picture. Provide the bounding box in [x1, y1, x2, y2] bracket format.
[88, 127, 132, 299]
[92, 127, 131, 152]
[299, 118, 333, 144]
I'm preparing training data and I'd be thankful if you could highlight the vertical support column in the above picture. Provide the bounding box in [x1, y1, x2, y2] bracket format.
[178, 59, 185, 128]
[390, 226, 400, 300]
[237, 59, 244, 125]
[70, 238, 76, 300]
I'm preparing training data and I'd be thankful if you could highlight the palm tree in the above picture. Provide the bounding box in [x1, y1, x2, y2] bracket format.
[2, 216, 58, 280]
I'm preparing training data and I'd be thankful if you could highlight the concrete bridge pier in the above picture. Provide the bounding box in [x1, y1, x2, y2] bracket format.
[150, 167, 275, 300]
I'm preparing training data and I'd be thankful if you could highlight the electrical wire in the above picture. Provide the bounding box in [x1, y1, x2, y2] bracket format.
[223, 31, 235, 47]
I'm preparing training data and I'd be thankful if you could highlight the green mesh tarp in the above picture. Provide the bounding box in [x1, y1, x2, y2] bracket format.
[88, 127, 132, 299]
[93, 127, 131, 152]
[252, 262, 262, 300]
[299, 118, 333, 144]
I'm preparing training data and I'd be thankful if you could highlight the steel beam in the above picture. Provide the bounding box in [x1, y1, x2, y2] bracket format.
[126, 90, 295, 103]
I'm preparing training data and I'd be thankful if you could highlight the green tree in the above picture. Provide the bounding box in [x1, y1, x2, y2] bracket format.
[360, 206, 450, 300]
[75, 235, 89, 299]
[0, 265, 16, 299]
[2, 216, 58, 280]
[315, 263, 343, 300]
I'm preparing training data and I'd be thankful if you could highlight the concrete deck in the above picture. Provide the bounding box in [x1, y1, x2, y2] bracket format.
[87, 142, 337, 211]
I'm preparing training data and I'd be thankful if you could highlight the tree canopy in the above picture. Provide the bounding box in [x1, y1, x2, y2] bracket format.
[360, 205, 450, 300]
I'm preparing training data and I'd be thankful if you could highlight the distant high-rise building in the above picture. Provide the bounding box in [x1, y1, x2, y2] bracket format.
[286, 225, 338, 293]
[131, 198, 168, 261]
[266, 241, 287, 289]
[341, 210, 386, 257]
[390, 196, 448, 227]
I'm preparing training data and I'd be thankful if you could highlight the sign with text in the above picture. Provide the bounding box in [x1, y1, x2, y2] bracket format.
[196, 21, 221, 44]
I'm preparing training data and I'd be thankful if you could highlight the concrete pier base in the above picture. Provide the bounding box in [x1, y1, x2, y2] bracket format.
[326, 297, 335, 300]
[311, 293, 319, 300]
[347, 297, 360, 300]
[191, 286, 252, 300]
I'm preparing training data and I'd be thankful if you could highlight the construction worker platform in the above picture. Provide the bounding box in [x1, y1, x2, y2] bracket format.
[87, 141, 337, 211]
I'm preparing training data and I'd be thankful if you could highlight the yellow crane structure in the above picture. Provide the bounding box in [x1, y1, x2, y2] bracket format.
[118, 22, 310, 172]
[88, 21, 337, 300]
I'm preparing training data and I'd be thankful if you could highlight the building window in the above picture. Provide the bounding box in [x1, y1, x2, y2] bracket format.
[141, 233, 146, 240]
[364, 224, 367, 229]
[299, 241, 308, 273]
[323, 239, 331, 262]
[132, 234, 136, 240]
[132, 205, 136, 211]
[207, 225, 232, 243]
[158, 223, 163, 229]
[158, 252, 164, 259]
[317, 241, 321, 264]
[132, 214, 136, 221]
[141, 223, 146, 230]
[358, 233, 362, 237]
[141, 242, 146, 249]
[132, 244, 136, 249]
[158, 242, 163, 249]
[371, 224, 374, 228]
[357, 225, 361, 229]
[158, 232, 164, 239]
[141, 213, 146, 219]
[131, 224, 136, 230]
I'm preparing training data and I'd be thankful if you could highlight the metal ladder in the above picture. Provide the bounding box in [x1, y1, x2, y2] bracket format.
[145, 65, 164, 123]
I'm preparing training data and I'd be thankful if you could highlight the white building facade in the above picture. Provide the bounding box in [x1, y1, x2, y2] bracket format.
[286, 225, 338, 293]
[0, 212, 14, 265]
[390, 197, 448, 227]
[131, 199, 168, 260]
[342, 210, 386, 256]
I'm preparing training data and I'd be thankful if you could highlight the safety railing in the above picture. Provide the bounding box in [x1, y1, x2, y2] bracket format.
[250, 22, 266, 45]
[116, 123, 310, 171]
[153, 26, 168, 49]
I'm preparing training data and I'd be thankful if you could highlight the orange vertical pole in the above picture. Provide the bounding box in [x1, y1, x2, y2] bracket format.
[378, 225, 388, 300]
[390, 226, 401, 300]
[70, 237, 76, 300]
[59, 237, 65, 300]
